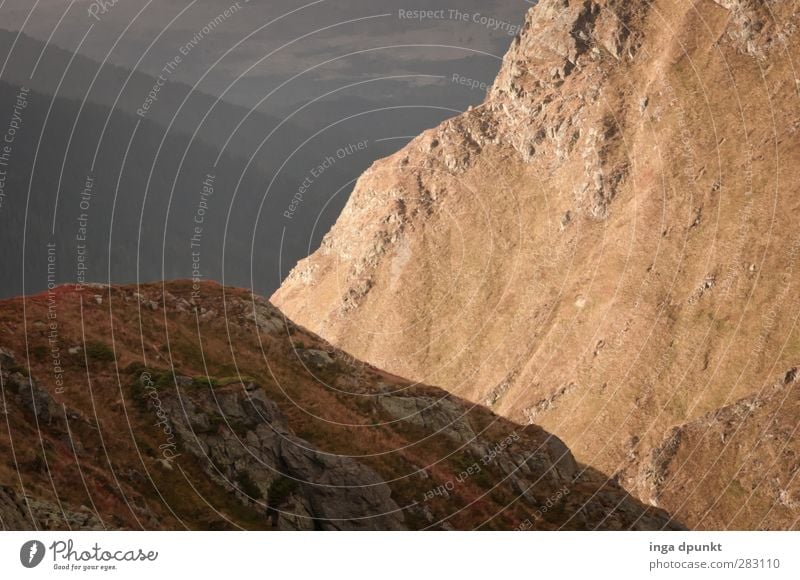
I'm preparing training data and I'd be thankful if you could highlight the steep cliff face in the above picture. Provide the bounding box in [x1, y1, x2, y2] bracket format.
[0, 282, 678, 530]
[274, 0, 800, 529]
[635, 367, 799, 530]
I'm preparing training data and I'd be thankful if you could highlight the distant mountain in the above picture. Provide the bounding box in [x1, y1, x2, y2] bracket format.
[0, 79, 282, 298]
[274, 0, 800, 530]
[0, 28, 303, 164]
[0, 281, 681, 530]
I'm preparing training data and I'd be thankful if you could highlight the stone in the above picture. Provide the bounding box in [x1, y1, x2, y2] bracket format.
[299, 349, 334, 369]
[161, 382, 405, 530]
[0, 347, 15, 369]
[9, 373, 56, 425]
[378, 395, 476, 446]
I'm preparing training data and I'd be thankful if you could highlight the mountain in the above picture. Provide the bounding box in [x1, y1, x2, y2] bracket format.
[0, 80, 280, 299]
[0, 28, 307, 164]
[0, 281, 679, 530]
[273, 0, 800, 530]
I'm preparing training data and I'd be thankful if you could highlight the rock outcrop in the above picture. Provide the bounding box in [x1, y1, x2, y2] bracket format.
[0, 485, 103, 530]
[633, 367, 799, 529]
[162, 380, 404, 530]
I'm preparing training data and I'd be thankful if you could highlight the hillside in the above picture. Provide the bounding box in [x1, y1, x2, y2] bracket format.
[273, 0, 800, 529]
[0, 281, 678, 530]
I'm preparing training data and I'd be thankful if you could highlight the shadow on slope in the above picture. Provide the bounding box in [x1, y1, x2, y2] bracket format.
[0, 281, 682, 530]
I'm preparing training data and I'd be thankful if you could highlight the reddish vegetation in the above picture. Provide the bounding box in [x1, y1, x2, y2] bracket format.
[0, 282, 678, 530]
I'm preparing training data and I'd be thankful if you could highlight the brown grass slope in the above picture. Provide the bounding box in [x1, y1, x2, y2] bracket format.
[273, 0, 800, 529]
[0, 282, 678, 530]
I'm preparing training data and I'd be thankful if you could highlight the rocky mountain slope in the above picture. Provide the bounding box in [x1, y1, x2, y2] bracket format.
[274, 0, 800, 529]
[0, 281, 678, 530]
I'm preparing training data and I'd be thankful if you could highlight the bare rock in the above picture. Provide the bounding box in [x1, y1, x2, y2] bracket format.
[0, 347, 15, 369]
[162, 383, 405, 531]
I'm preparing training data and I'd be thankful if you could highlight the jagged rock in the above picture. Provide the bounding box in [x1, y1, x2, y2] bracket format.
[0, 486, 31, 529]
[0, 486, 103, 530]
[299, 349, 334, 369]
[244, 303, 284, 334]
[8, 373, 57, 425]
[378, 395, 477, 445]
[0, 347, 15, 369]
[163, 384, 405, 530]
[711, 0, 797, 56]
[633, 369, 799, 528]
[278, 438, 404, 530]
